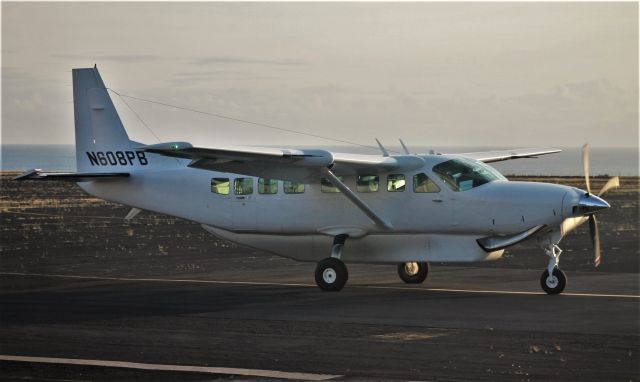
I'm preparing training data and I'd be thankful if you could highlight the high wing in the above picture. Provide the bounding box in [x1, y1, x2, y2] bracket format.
[141, 142, 425, 182]
[454, 148, 561, 163]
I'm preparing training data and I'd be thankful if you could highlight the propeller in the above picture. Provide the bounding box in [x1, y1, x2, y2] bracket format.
[581, 143, 619, 267]
[582, 143, 591, 195]
[598, 176, 620, 196]
[588, 214, 600, 267]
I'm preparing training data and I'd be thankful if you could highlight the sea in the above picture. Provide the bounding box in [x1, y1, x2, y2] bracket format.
[1, 144, 638, 176]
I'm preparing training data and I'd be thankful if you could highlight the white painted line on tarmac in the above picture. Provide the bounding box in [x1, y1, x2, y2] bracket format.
[0, 272, 312, 287]
[2, 272, 639, 299]
[0, 355, 342, 381]
[363, 285, 640, 299]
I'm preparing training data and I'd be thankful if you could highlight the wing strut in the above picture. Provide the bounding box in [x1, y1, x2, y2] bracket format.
[321, 168, 392, 230]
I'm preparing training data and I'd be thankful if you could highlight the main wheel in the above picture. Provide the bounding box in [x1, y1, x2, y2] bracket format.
[397, 261, 429, 284]
[315, 257, 348, 292]
[540, 268, 567, 295]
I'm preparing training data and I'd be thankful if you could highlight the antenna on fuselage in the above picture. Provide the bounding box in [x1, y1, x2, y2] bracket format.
[375, 138, 389, 157]
[399, 139, 411, 155]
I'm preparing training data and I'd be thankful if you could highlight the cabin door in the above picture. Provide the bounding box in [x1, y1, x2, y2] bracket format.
[231, 177, 256, 231]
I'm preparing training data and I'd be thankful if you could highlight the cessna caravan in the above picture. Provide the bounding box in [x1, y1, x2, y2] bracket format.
[17, 66, 618, 294]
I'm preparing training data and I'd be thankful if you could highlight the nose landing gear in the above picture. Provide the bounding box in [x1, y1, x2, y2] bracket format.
[541, 244, 567, 294]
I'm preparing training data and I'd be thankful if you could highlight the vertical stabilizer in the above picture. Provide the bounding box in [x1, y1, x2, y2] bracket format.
[73, 66, 135, 171]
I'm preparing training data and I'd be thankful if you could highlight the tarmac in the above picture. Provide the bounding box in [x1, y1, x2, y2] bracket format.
[1, 265, 638, 381]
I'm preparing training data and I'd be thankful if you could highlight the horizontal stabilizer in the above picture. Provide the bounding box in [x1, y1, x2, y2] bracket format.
[14, 169, 130, 182]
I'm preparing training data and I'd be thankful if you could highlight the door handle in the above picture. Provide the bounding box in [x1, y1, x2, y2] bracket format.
[432, 199, 443, 203]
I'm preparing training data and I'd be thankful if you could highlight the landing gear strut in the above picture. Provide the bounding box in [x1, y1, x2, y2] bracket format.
[397, 261, 429, 284]
[315, 234, 349, 291]
[540, 244, 567, 294]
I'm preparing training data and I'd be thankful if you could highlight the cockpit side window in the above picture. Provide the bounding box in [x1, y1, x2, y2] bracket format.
[413, 173, 440, 193]
[432, 157, 505, 192]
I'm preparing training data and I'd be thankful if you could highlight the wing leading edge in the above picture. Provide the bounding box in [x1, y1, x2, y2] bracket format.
[455, 148, 562, 163]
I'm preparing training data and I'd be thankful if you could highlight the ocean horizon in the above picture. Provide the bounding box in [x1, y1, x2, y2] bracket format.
[1, 144, 638, 176]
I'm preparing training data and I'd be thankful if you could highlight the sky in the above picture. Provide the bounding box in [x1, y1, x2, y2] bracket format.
[1, 2, 638, 151]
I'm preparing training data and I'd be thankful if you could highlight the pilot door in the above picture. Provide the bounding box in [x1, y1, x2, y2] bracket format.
[412, 173, 454, 230]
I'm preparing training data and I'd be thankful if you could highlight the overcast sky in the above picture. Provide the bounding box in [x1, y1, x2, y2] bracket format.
[2, 2, 638, 150]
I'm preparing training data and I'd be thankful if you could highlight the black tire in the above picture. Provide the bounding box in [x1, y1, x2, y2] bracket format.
[397, 261, 429, 284]
[540, 268, 567, 295]
[315, 257, 348, 292]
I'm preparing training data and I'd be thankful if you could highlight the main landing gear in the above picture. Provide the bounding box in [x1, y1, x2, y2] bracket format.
[315, 257, 348, 291]
[540, 244, 567, 295]
[397, 261, 429, 284]
[315, 234, 349, 291]
[314, 235, 432, 291]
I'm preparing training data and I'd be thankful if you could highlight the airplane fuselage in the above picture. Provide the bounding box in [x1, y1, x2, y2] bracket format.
[78, 153, 582, 263]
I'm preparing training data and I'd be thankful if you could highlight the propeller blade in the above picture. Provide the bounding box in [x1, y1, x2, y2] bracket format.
[598, 176, 620, 196]
[589, 215, 601, 267]
[582, 143, 591, 194]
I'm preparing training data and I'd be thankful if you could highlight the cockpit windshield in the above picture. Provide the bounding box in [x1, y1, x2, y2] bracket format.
[432, 157, 506, 191]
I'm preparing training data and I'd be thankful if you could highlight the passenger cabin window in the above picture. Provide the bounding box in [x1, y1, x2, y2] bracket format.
[234, 178, 254, 195]
[211, 178, 230, 195]
[432, 157, 506, 192]
[321, 176, 344, 193]
[413, 173, 441, 193]
[387, 174, 405, 192]
[283, 181, 305, 194]
[357, 175, 379, 193]
[258, 178, 278, 194]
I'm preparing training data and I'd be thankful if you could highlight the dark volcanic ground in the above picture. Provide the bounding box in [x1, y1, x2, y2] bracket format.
[1, 173, 638, 381]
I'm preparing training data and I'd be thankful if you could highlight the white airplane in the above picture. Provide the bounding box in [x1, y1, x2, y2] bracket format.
[16, 66, 619, 294]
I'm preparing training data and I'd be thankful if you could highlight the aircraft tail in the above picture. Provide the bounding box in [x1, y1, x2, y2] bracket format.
[72, 66, 148, 172]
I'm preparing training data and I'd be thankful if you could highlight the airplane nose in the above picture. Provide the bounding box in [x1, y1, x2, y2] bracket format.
[573, 193, 610, 216]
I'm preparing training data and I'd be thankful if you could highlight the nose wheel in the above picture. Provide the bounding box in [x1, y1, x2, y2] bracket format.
[540, 268, 567, 295]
